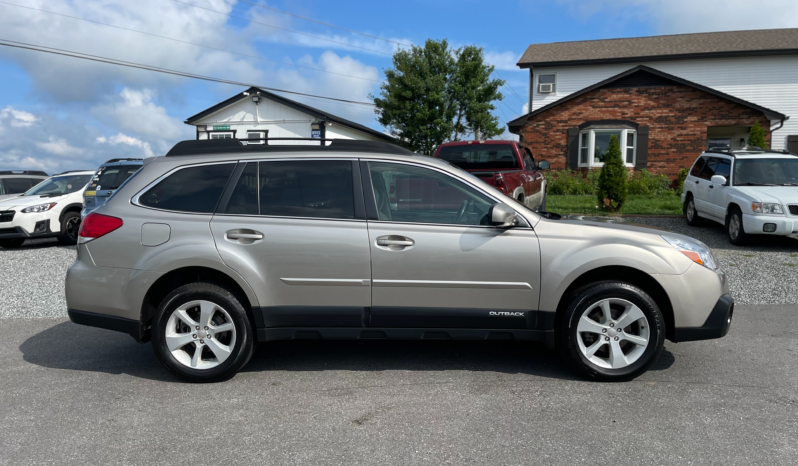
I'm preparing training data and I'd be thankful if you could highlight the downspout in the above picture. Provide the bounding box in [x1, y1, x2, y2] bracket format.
[770, 115, 789, 149]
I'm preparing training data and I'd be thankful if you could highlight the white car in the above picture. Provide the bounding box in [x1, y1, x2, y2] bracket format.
[682, 148, 798, 245]
[0, 170, 95, 248]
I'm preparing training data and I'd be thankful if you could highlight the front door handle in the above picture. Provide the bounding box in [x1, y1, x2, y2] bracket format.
[695, 180, 700, 184]
[376, 235, 415, 249]
[709, 185, 714, 189]
[226, 229, 264, 243]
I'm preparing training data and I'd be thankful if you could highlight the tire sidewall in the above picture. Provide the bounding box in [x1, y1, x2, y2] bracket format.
[726, 208, 747, 245]
[684, 195, 700, 226]
[58, 211, 81, 245]
[152, 283, 254, 382]
[560, 282, 664, 381]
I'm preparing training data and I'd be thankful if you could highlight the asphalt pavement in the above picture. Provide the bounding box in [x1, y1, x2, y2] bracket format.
[1, 304, 796, 465]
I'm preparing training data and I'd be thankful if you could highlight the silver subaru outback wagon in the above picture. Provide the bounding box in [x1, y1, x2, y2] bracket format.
[66, 139, 733, 383]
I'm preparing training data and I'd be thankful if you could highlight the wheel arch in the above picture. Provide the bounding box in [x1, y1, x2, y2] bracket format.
[139, 266, 259, 343]
[553, 266, 675, 342]
[58, 203, 84, 222]
[726, 201, 742, 218]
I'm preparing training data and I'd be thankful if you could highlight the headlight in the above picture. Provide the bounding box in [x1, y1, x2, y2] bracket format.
[21, 203, 57, 213]
[661, 235, 718, 270]
[751, 202, 783, 214]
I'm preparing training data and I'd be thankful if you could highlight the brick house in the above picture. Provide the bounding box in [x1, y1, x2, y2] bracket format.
[508, 29, 798, 178]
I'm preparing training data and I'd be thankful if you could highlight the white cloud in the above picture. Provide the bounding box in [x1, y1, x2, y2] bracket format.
[522, 103, 529, 114]
[0, 106, 39, 127]
[96, 133, 155, 158]
[485, 51, 522, 71]
[557, 0, 798, 34]
[36, 137, 82, 157]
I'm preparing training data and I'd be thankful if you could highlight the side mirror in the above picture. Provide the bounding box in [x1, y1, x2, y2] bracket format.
[537, 160, 550, 170]
[488, 204, 516, 228]
[711, 175, 727, 185]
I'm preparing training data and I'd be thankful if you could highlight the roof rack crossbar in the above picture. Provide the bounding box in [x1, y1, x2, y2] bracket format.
[105, 158, 144, 163]
[165, 138, 415, 157]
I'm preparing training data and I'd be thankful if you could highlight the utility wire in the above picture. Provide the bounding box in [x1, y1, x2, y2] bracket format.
[171, 0, 392, 56]
[0, 1, 380, 83]
[493, 69, 526, 105]
[238, 0, 412, 48]
[0, 39, 377, 106]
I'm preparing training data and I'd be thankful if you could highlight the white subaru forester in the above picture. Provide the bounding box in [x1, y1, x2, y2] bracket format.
[0, 170, 95, 248]
[682, 148, 798, 245]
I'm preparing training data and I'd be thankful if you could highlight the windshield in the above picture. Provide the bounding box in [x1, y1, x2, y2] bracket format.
[733, 158, 798, 186]
[24, 174, 92, 196]
[88, 165, 142, 191]
[438, 144, 519, 169]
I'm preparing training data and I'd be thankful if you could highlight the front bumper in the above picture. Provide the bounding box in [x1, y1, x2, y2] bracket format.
[0, 220, 57, 239]
[672, 294, 734, 342]
[742, 213, 798, 235]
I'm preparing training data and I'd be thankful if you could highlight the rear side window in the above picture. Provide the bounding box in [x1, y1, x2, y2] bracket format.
[699, 158, 719, 180]
[138, 163, 235, 213]
[225, 160, 354, 219]
[438, 144, 519, 169]
[689, 157, 706, 177]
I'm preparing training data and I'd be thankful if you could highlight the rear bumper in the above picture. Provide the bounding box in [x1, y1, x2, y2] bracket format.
[672, 294, 734, 342]
[68, 308, 140, 338]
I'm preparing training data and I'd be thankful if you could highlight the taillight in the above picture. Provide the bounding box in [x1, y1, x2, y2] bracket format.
[79, 213, 123, 239]
[495, 175, 507, 193]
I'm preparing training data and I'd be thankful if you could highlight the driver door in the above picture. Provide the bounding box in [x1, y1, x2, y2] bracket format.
[363, 160, 541, 329]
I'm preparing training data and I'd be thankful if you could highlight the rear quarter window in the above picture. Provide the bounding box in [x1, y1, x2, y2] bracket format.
[138, 163, 235, 213]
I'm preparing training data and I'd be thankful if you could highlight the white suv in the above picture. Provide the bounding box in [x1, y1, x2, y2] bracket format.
[0, 170, 95, 248]
[682, 148, 798, 245]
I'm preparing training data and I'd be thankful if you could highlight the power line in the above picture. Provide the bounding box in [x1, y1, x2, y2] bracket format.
[238, 0, 412, 48]
[0, 38, 376, 106]
[171, 0, 392, 56]
[0, 1, 381, 83]
[493, 69, 526, 105]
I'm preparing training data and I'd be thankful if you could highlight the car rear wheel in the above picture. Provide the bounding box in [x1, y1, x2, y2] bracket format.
[684, 195, 701, 226]
[0, 238, 25, 248]
[152, 282, 256, 383]
[557, 282, 665, 382]
[726, 207, 748, 246]
[57, 211, 81, 245]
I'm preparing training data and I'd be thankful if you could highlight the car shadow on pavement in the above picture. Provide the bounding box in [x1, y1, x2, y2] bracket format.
[0, 238, 75, 251]
[20, 321, 676, 382]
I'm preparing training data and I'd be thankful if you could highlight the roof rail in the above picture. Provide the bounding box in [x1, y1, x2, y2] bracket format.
[705, 147, 796, 157]
[0, 170, 48, 176]
[55, 170, 93, 175]
[165, 138, 416, 157]
[105, 158, 144, 163]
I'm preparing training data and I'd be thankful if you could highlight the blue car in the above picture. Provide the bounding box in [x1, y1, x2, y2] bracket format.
[82, 158, 143, 218]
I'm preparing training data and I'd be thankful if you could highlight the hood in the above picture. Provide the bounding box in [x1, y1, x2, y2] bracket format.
[742, 186, 798, 204]
[0, 192, 70, 210]
[554, 214, 706, 245]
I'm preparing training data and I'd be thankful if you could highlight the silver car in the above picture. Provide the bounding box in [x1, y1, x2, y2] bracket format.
[66, 139, 733, 382]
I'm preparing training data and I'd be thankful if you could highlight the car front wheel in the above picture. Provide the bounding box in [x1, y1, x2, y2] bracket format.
[152, 282, 256, 383]
[726, 207, 748, 245]
[557, 282, 665, 382]
[58, 211, 81, 245]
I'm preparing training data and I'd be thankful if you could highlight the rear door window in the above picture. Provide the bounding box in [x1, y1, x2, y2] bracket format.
[689, 157, 706, 177]
[224, 160, 355, 219]
[138, 163, 235, 213]
[438, 144, 519, 169]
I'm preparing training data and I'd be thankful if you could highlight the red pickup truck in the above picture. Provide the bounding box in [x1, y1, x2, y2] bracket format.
[434, 140, 549, 210]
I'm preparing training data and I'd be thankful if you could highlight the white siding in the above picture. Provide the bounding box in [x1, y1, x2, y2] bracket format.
[531, 55, 798, 150]
[325, 123, 387, 142]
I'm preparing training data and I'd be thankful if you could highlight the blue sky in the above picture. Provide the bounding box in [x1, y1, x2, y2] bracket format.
[1, 0, 797, 172]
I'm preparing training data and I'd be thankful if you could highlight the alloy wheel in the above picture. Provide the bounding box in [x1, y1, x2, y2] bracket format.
[65, 217, 80, 240]
[165, 300, 237, 370]
[686, 200, 695, 222]
[729, 215, 740, 240]
[575, 298, 650, 369]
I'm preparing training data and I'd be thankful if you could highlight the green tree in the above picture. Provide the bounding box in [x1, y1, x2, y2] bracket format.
[372, 39, 504, 155]
[748, 121, 767, 149]
[596, 135, 628, 212]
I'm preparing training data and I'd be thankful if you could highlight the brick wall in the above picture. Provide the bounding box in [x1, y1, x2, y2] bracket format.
[517, 85, 771, 178]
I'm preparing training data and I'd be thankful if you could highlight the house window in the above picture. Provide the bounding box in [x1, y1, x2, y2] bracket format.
[538, 74, 556, 93]
[210, 132, 234, 140]
[578, 128, 637, 168]
[246, 130, 267, 144]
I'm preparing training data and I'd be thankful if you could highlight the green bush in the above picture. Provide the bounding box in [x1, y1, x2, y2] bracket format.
[675, 168, 689, 194]
[544, 169, 594, 195]
[748, 121, 767, 149]
[627, 169, 672, 195]
[596, 135, 628, 212]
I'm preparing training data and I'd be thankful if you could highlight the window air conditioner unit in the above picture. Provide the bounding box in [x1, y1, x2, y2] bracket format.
[538, 83, 554, 93]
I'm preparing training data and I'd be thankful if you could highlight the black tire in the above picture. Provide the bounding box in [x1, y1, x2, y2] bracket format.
[683, 194, 702, 226]
[557, 282, 665, 382]
[0, 238, 25, 248]
[725, 207, 748, 246]
[57, 211, 81, 245]
[152, 282, 256, 383]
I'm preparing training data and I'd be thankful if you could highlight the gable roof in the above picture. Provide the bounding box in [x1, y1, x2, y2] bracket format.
[518, 28, 798, 68]
[185, 87, 393, 142]
[507, 66, 788, 132]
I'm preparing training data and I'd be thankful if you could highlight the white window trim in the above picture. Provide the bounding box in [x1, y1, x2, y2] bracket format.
[209, 131, 235, 140]
[577, 128, 636, 168]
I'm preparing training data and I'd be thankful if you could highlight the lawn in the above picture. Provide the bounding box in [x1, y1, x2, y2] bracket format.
[547, 194, 683, 216]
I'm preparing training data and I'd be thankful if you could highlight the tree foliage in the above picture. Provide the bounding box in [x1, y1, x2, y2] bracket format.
[596, 135, 628, 212]
[748, 121, 767, 149]
[372, 39, 504, 155]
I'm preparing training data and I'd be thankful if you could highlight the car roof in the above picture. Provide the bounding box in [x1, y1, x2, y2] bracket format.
[438, 140, 518, 147]
[100, 158, 144, 167]
[51, 171, 96, 176]
[702, 151, 797, 160]
[0, 174, 48, 178]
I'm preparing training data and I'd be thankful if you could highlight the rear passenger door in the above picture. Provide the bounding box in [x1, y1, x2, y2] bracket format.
[210, 159, 372, 328]
[693, 157, 718, 215]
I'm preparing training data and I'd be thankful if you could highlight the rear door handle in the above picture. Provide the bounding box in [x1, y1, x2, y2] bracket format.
[709, 185, 714, 189]
[376, 235, 415, 248]
[226, 229, 264, 243]
[695, 180, 700, 184]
